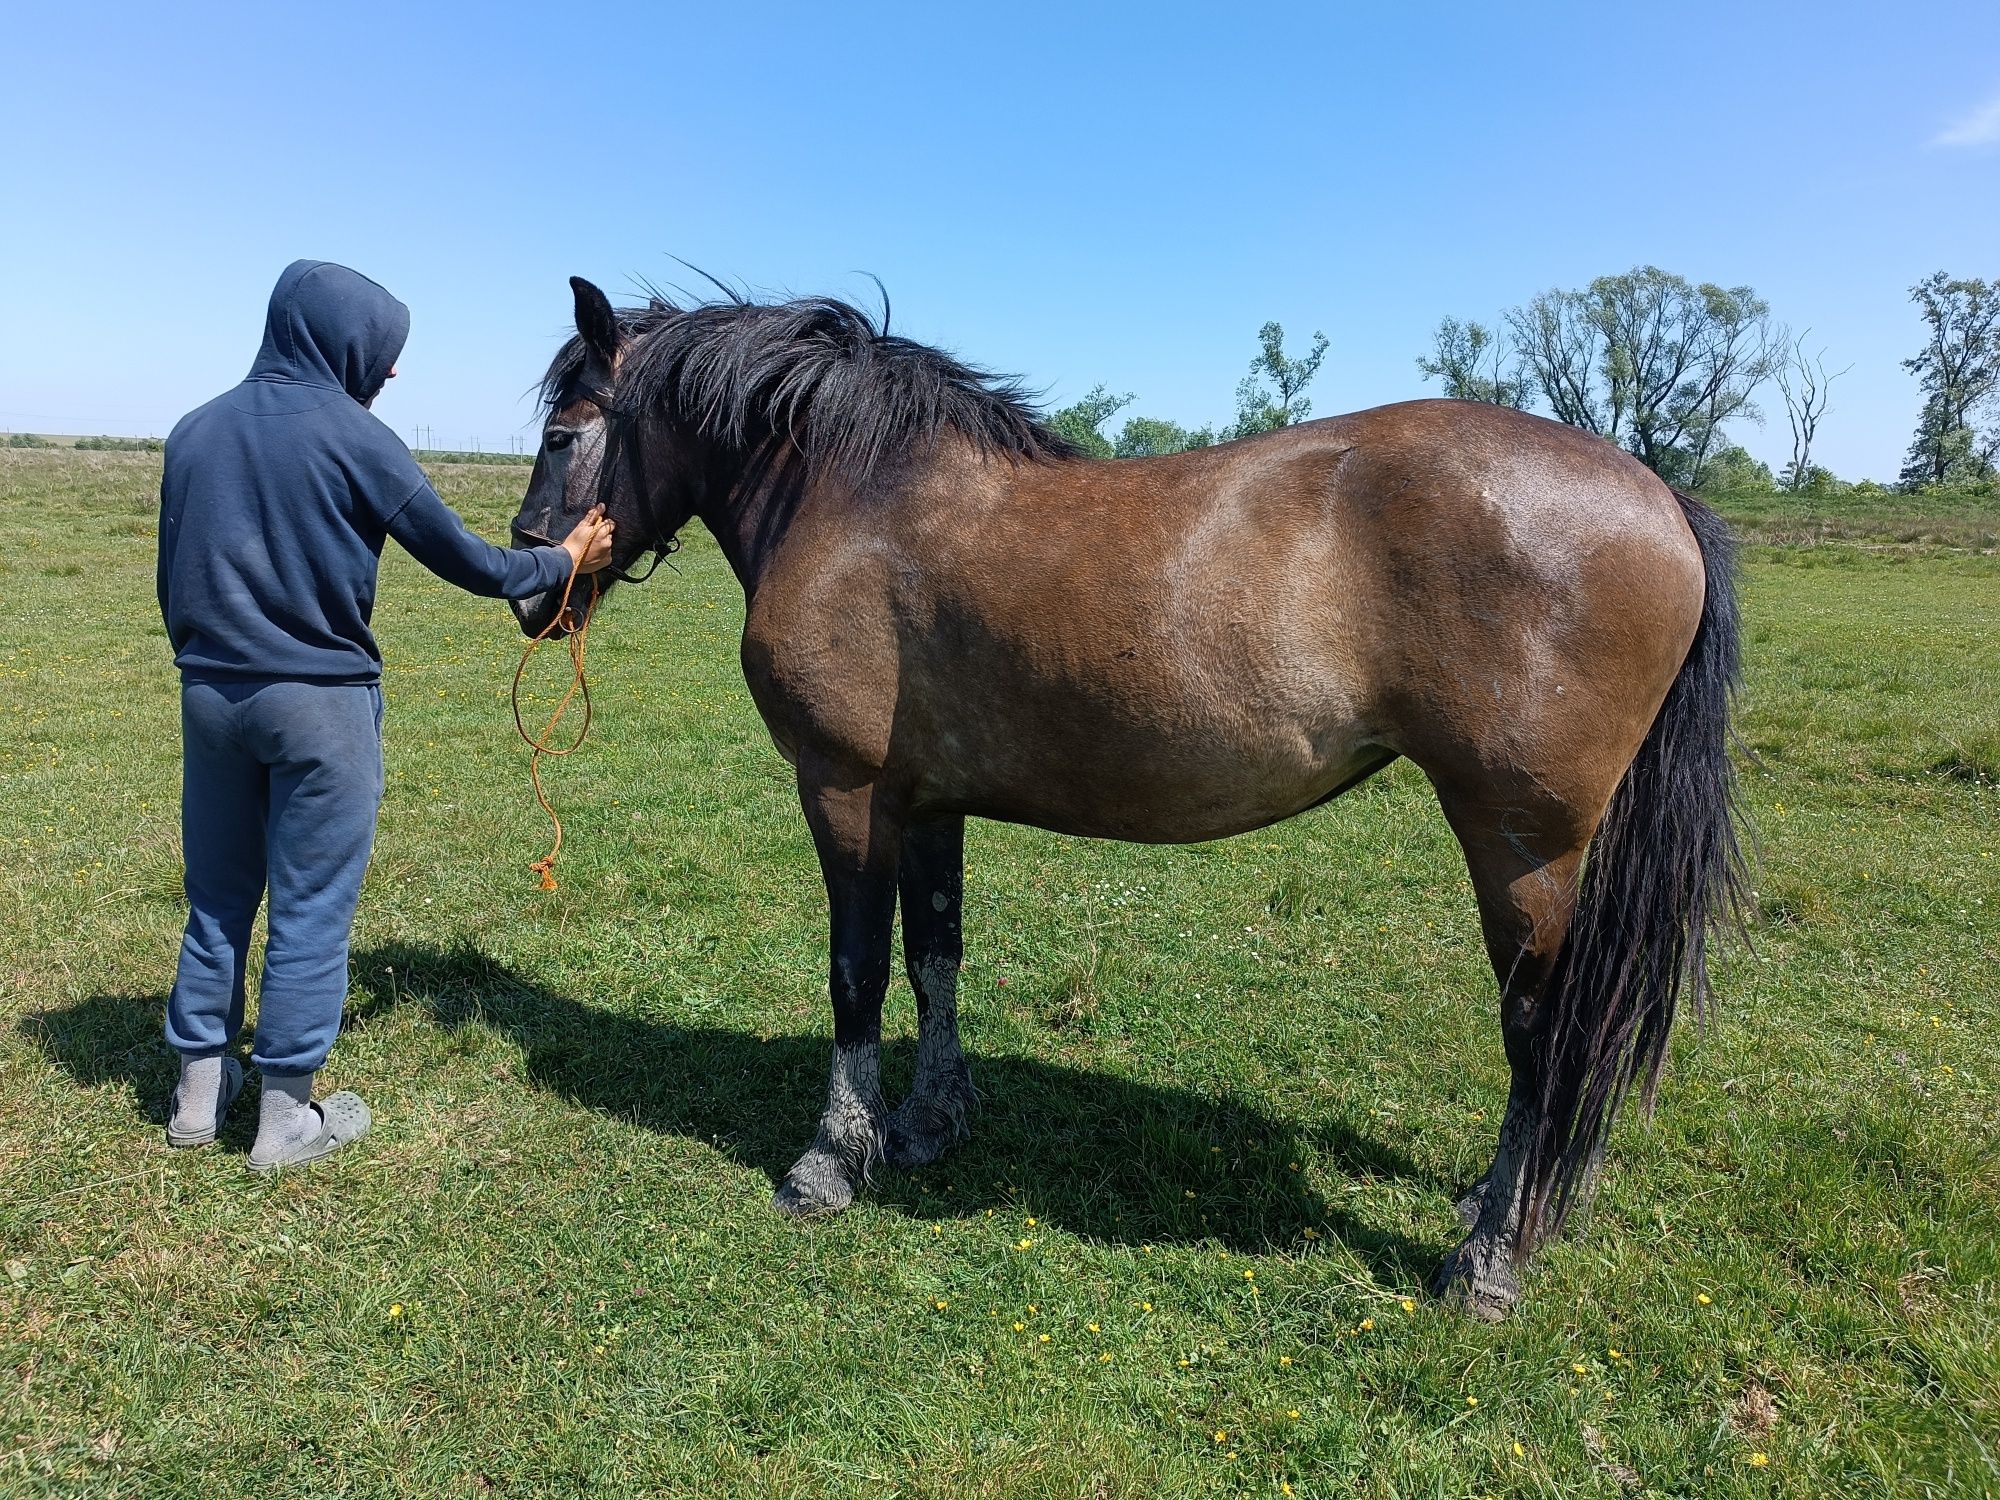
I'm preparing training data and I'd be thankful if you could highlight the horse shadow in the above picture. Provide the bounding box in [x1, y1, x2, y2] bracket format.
[25, 940, 1446, 1283]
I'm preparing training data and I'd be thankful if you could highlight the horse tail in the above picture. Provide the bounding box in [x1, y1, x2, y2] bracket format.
[1519, 488, 1751, 1252]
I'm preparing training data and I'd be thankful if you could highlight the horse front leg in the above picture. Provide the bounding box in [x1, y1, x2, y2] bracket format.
[773, 761, 903, 1216]
[885, 814, 976, 1169]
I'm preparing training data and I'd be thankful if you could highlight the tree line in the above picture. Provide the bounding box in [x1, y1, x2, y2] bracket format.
[1053, 268, 1999, 495]
[1048, 320, 1332, 459]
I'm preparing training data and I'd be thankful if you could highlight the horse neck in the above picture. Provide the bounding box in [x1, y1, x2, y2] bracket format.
[692, 435, 816, 600]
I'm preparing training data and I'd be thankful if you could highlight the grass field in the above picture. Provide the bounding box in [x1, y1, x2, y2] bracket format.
[2, 448, 1996, 1499]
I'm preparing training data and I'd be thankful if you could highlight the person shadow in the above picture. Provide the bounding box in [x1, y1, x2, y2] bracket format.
[24, 939, 1447, 1284]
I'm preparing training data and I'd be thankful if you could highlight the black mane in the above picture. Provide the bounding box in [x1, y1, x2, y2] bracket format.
[539, 290, 1078, 486]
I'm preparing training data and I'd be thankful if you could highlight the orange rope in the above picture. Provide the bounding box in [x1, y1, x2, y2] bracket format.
[511, 559, 599, 891]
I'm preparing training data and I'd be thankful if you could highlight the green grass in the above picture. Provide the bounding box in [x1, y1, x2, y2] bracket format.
[2, 448, 1997, 1498]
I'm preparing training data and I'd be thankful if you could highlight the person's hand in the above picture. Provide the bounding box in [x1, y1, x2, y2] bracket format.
[560, 505, 616, 574]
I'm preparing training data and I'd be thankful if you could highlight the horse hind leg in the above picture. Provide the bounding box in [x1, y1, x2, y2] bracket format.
[884, 815, 978, 1169]
[1428, 783, 1595, 1320]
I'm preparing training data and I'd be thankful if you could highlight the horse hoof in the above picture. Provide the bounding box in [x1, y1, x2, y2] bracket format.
[773, 1152, 856, 1217]
[882, 1123, 944, 1170]
[1430, 1239, 1522, 1322]
[883, 1098, 963, 1170]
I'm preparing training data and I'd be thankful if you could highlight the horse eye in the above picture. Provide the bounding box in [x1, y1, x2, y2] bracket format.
[544, 429, 575, 452]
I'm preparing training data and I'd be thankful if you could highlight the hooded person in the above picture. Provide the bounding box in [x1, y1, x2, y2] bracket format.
[156, 259, 614, 1170]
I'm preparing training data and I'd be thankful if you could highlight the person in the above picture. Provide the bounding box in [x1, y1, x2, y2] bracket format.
[155, 259, 613, 1170]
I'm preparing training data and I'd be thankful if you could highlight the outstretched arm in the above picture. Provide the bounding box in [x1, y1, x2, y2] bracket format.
[385, 481, 612, 599]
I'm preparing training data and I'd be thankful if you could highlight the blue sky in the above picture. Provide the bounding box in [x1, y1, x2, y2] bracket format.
[4, 2, 1997, 479]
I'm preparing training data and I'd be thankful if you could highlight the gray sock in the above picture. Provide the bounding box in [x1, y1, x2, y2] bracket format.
[171, 1054, 223, 1135]
[254, 1072, 320, 1157]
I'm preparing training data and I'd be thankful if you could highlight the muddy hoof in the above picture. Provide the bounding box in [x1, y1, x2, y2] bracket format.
[883, 1097, 964, 1170]
[773, 1151, 856, 1217]
[1430, 1238, 1522, 1322]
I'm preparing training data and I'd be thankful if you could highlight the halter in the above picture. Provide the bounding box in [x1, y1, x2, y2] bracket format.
[555, 383, 680, 585]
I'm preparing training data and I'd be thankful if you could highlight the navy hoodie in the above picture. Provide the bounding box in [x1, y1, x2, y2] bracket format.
[158, 260, 571, 684]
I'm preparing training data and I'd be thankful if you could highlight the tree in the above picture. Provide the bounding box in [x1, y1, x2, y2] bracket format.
[1222, 322, 1329, 439]
[1589, 268, 1778, 488]
[1507, 267, 1778, 486]
[1773, 329, 1849, 492]
[1897, 272, 1999, 489]
[1113, 416, 1214, 457]
[1046, 384, 1134, 459]
[1506, 289, 1609, 432]
[1416, 317, 1531, 407]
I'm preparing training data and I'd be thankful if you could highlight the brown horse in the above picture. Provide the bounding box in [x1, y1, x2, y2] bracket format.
[508, 277, 1747, 1318]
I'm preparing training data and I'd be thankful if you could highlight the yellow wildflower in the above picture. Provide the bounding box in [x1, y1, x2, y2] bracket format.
[1697, 1293, 1712, 1306]
[1401, 1298, 1415, 1314]
[1749, 1453, 1769, 1468]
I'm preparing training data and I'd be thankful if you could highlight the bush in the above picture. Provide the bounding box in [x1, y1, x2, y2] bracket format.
[4, 432, 51, 448]
[75, 436, 164, 452]
[1697, 444, 1775, 493]
[1781, 463, 1845, 497]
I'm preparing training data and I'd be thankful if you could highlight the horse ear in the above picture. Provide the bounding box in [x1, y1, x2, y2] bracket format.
[569, 276, 619, 363]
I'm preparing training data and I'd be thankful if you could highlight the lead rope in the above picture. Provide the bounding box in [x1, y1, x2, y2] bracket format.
[511, 558, 599, 891]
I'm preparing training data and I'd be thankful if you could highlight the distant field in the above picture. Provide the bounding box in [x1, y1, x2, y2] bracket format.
[1, 448, 1995, 1498]
[1707, 482, 2000, 551]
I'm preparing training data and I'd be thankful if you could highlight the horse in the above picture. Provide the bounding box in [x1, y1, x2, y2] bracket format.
[506, 275, 1747, 1319]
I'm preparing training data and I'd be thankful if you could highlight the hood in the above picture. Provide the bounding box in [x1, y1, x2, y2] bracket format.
[247, 259, 410, 403]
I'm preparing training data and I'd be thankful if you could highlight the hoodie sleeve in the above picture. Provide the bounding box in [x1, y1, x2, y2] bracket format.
[383, 480, 573, 599]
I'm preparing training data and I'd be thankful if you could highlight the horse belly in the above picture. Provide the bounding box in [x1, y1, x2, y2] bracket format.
[911, 656, 1382, 843]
